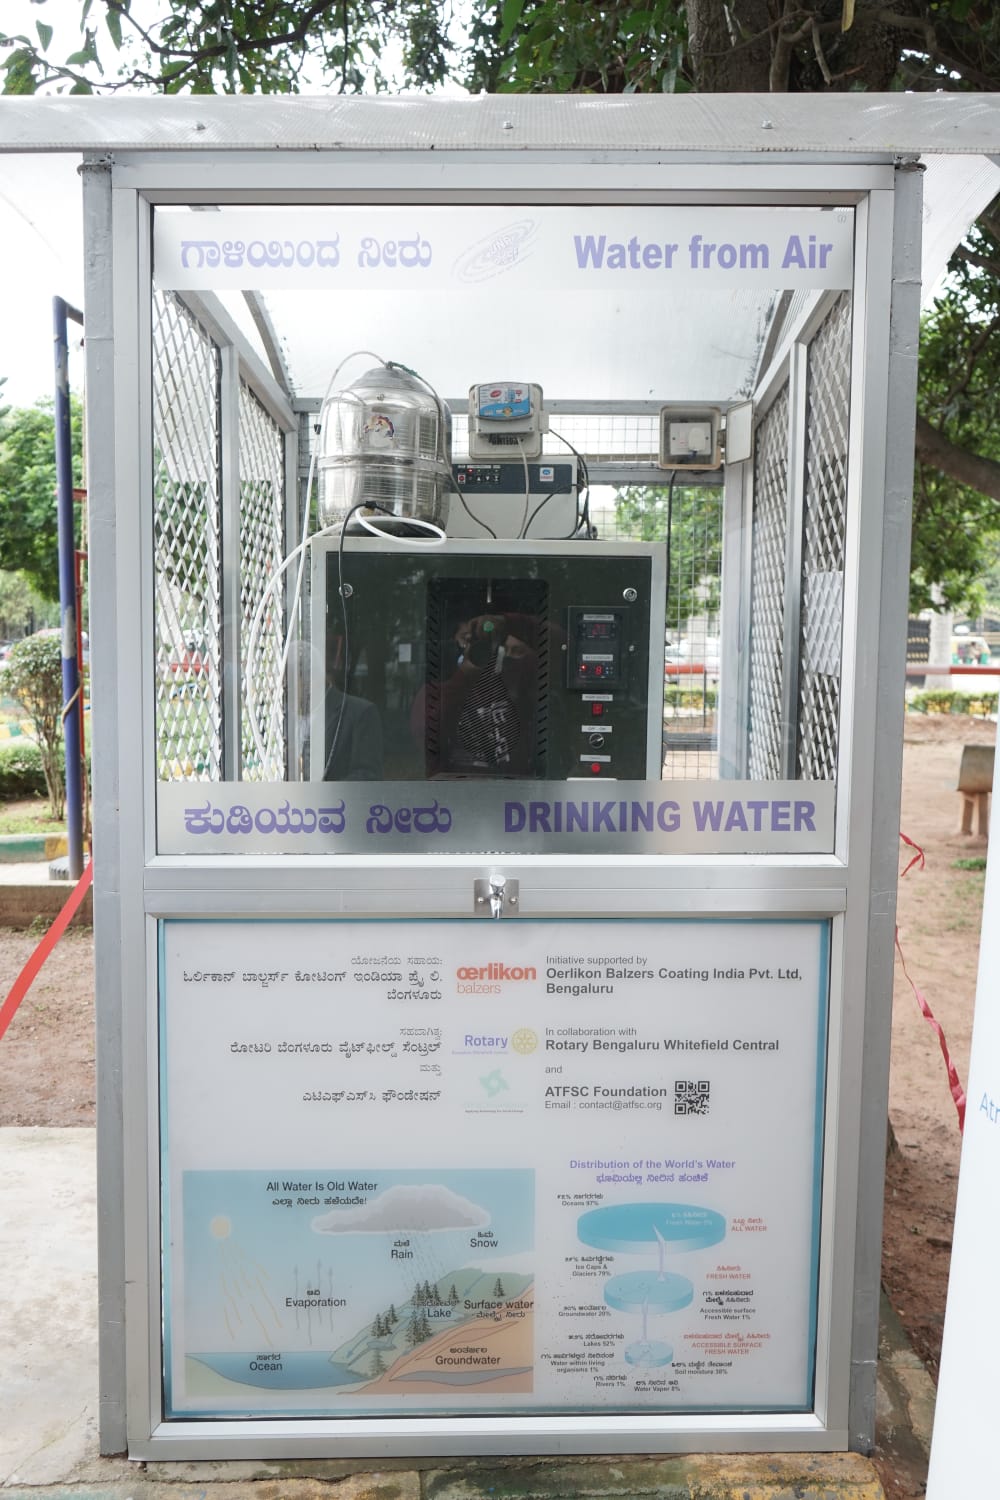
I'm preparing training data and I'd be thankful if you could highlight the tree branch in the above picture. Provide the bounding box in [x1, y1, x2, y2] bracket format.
[915, 413, 1000, 504]
[941, 311, 1000, 410]
[871, 7, 1000, 91]
[770, 4, 814, 92]
[953, 245, 1000, 281]
[105, 0, 338, 66]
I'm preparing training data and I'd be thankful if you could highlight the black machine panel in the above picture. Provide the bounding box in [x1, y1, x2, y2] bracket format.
[320, 547, 657, 782]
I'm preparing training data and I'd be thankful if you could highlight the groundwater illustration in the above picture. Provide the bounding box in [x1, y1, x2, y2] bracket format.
[175, 1167, 534, 1406]
[577, 1202, 726, 1368]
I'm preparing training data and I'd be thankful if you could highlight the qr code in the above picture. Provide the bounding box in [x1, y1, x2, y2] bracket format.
[674, 1079, 710, 1116]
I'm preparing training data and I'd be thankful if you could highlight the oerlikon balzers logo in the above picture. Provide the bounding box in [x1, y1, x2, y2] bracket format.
[456, 962, 537, 994]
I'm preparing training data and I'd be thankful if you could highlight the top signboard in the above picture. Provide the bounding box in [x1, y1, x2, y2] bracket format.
[154, 206, 854, 292]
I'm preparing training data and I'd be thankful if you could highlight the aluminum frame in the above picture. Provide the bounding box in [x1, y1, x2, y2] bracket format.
[82, 144, 914, 1461]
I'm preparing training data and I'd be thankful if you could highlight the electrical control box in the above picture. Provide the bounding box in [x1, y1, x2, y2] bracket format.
[658, 405, 722, 469]
[310, 539, 665, 782]
[448, 459, 579, 538]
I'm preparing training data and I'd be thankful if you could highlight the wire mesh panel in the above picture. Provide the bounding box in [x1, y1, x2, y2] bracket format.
[798, 295, 851, 781]
[153, 290, 223, 781]
[239, 382, 286, 779]
[593, 483, 722, 779]
[747, 385, 790, 779]
[451, 412, 661, 464]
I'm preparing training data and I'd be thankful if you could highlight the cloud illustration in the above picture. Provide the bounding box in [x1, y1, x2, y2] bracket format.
[312, 1183, 490, 1236]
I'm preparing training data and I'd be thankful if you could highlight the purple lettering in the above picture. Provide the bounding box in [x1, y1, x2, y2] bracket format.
[574, 234, 606, 268]
[593, 801, 617, 833]
[529, 801, 552, 834]
[657, 801, 681, 833]
[693, 800, 724, 832]
[505, 801, 526, 833]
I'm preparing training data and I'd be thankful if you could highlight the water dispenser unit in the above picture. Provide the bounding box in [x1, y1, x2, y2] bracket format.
[317, 363, 453, 529]
[311, 540, 665, 783]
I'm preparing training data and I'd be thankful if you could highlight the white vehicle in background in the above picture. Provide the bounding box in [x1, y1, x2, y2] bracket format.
[664, 635, 720, 684]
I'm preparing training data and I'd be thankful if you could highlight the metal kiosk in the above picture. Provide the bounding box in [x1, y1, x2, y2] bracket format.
[42, 95, 949, 1460]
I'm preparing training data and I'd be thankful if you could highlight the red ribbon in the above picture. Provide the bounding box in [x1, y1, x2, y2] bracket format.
[0, 860, 94, 1043]
[897, 832, 967, 1132]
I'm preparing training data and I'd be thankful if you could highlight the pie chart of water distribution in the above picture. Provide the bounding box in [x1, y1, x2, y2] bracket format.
[577, 1203, 727, 1368]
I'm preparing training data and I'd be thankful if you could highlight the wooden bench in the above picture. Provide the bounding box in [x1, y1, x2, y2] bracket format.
[957, 743, 995, 836]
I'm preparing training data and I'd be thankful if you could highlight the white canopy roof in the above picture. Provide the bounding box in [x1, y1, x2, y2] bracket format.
[1, 94, 998, 406]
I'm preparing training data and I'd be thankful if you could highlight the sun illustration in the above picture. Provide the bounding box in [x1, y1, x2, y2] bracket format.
[209, 1215, 233, 1240]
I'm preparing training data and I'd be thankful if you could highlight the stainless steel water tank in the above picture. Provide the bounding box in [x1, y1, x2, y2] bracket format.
[317, 364, 452, 529]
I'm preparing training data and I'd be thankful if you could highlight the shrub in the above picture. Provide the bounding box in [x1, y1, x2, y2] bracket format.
[664, 684, 718, 711]
[0, 740, 47, 799]
[1, 634, 65, 817]
[908, 689, 998, 717]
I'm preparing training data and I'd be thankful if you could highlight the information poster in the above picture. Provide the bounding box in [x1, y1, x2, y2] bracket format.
[160, 918, 828, 1418]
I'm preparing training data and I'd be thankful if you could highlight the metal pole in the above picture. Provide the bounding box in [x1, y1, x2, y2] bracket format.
[53, 296, 85, 879]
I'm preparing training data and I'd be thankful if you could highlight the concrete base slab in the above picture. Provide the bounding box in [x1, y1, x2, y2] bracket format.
[0, 1129, 98, 1486]
[0, 1455, 887, 1500]
[0, 877, 92, 926]
[1, 1127, 929, 1500]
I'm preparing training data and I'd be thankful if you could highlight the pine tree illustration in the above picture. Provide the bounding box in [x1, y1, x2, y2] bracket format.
[493, 1277, 506, 1298]
[370, 1349, 387, 1376]
[448, 1284, 459, 1306]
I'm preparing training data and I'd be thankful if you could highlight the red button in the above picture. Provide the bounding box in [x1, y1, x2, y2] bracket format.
[590, 763, 602, 775]
[591, 703, 604, 717]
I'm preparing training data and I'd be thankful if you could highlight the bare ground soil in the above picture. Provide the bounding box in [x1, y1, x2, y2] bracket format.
[0, 715, 992, 1498]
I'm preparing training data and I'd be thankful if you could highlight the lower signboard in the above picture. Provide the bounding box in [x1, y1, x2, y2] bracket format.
[159, 917, 829, 1418]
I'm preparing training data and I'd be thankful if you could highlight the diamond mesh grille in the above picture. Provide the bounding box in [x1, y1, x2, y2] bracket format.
[748, 385, 790, 779]
[153, 291, 222, 781]
[239, 382, 286, 779]
[798, 294, 851, 780]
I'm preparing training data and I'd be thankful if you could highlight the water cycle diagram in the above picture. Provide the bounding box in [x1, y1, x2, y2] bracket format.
[172, 1166, 533, 1412]
[577, 1202, 726, 1368]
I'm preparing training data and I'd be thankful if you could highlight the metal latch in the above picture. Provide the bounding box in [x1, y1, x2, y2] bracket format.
[473, 877, 519, 919]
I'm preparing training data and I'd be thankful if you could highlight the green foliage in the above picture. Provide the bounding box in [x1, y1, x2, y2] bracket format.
[907, 688, 998, 717]
[614, 484, 722, 628]
[466, 0, 688, 95]
[0, 569, 60, 640]
[1, 0, 455, 95]
[911, 266, 1000, 612]
[2, 634, 65, 817]
[0, 740, 48, 800]
[664, 684, 717, 711]
[952, 856, 987, 872]
[0, 396, 83, 601]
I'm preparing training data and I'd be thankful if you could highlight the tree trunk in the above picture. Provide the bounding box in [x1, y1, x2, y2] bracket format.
[687, 0, 772, 92]
[915, 414, 1000, 506]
